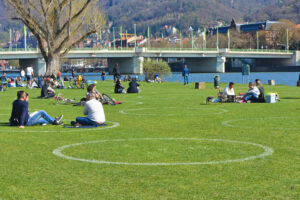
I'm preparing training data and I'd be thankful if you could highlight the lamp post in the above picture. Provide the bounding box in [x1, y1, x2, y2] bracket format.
[134, 24, 137, 48]
[113, 27, 116, 50]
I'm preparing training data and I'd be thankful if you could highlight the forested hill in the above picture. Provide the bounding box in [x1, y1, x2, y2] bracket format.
[99, 0, 282, 33]
[246, 0, 300, 23]
[0, 0, 299, 35]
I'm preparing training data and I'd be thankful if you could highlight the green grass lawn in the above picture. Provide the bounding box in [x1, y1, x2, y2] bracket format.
[0, 81, 299, 199]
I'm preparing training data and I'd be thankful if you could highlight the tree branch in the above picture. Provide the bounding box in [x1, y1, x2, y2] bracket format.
[61, 29, 96, 56]
[57, 0, 91, 37]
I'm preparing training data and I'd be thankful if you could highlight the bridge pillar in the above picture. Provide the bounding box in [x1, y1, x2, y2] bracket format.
[108, 57, 144, 74]
[185, 57, 225, 73]
[19, 58, 46, 76]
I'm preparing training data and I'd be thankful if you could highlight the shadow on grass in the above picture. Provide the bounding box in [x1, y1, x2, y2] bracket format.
[0, 122, 10, 127]
[281, 97, 300, 100]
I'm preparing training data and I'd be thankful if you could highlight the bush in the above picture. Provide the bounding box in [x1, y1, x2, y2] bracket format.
[143, 59, 171, 81]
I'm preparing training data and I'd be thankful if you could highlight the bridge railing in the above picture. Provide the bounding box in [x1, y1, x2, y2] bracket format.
[0, 48, 38, 52]
[146, 48, 218, 51]
[0, 47, 295, 53]
[229, 48, 294, 53]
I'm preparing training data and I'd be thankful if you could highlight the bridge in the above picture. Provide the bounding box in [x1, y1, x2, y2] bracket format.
[0, 48, 299, 75]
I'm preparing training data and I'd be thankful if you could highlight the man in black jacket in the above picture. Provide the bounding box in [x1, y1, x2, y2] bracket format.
[41, 81, 55, 98]
[127, 78, 140, 93]
[10, 91, 63, 128]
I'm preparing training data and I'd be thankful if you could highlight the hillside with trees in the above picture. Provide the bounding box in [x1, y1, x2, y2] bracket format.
[245, 0, 300, 23]
[99, 0, 281, 34]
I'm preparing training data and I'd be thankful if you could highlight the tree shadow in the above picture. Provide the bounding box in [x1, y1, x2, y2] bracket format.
[281, 97, 300, 100]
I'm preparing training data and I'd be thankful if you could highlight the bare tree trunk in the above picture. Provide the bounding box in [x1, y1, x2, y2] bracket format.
[46, 54, 60, 75]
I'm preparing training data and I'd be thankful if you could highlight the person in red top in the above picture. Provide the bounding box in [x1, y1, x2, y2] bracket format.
[57, 71, 61, 81]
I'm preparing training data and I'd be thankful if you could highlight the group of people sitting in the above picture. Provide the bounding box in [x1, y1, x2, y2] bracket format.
[10, 86, 106, 128]
[212, 79, 265, 103]
[114, 76, 140, 94]
[1, 73, 25, 88]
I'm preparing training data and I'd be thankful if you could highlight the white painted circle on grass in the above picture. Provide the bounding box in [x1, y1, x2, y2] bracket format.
[119, 107, 228, 116]
[125, 100, 143, 105]
[0, 121, 120, 133]
[222, 117, 300, 130]
[53, 138, 274, 166]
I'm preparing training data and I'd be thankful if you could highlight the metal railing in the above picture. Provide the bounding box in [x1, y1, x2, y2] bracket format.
[0, 47, 295, 53]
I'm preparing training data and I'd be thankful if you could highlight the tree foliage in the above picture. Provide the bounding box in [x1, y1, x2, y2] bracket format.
[143, 59, 171, 81]
[4, 0, 106, 74]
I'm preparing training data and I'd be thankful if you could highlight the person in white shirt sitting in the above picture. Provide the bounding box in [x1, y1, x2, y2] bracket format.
[242, 82, 260, 103]
[72, 93, 105, 127]
[222, 82, 235, 96]
[221, 82, 236, 102]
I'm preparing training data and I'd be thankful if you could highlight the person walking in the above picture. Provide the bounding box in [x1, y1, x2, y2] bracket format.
[101, 70, 106, 81]
[57, 70, 61, 81]
[112, 63, 120, 82]
[20, 69, 25, 81]
[182, 64, 189, 85]
[25, 65, 34, 88]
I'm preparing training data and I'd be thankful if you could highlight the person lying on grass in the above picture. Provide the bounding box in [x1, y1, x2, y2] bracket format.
[71, 93, 105, 127]
[79, 84, 121, 105]
[10, 91, 63, 128]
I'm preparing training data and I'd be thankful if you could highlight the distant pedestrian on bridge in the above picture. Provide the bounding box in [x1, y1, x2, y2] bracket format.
[182, 64, 189, 85]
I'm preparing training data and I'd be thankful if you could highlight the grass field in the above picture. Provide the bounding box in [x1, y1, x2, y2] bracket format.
[0, 80, 299, 200]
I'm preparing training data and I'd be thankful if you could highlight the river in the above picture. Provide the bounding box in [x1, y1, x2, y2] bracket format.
[2, 72, 300, 86]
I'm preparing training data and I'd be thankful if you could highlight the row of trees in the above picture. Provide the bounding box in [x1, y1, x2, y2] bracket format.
[149, 19, 300, 50]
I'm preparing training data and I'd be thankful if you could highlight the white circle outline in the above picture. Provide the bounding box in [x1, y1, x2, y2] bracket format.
[0, 121, 120, 133]
[125, 100, 143, 105]
[222, 117, 300, 130]
[53, 138, 274, 166]
[119, 107, 228, 116]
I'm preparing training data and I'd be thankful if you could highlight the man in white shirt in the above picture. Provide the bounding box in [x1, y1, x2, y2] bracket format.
[72, 93, 105, 127]
[222, 82, 235, 96]
[243, 82, 260, 102]
[25, 66, 34, 88]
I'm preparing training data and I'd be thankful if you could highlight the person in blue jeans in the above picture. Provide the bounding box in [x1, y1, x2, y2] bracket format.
[182, 64, 189, 85]
[71, 93, 105, 127]
[10, 91, 63, 128]
[101, 70, 106, 81]
[242, 82, 260, 103]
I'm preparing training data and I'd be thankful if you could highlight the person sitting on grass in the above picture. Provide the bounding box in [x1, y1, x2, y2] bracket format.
[211, 82, 235, 103]
[1, 72, 7, 86]
[80, 84, 103, 103]
[41, 81, 56, 98]
[15, 77, 24, 87]
[127, 78, 140, 93]
[114, 76, 126, 93]
[10, 91, 63, 128]
[242, 82, 260, 103]
[71, 93, 105, 127]
[255, 79, 265, 102]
